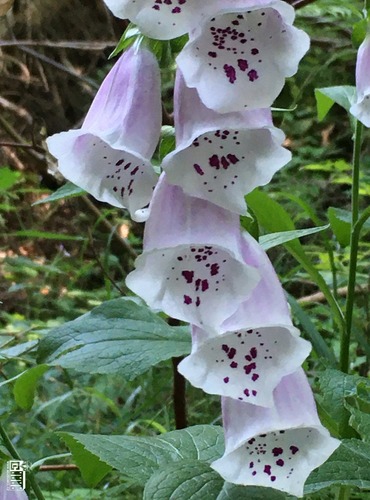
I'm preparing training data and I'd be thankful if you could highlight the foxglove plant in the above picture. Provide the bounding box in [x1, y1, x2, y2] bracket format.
[163, 72, 291, 214]
[178, 231, 311, 407]
[46, 46, 161, 220]
[212, 370, 340, 497]
[350, 33, 370, 127]
[177, 0, 310, 112]
[126, 174, 260, 331]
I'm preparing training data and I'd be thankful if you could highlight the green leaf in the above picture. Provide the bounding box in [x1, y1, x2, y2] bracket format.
[7, 230, 85, 241]
[315, 369, 360, 439]
[60, 434, 112, 487]
[305, 439, 370, 493]
[32, 182, 85, 206]
[13, 364, 49, 410]
[60, 425, 224, 485]
[143, 461, 288, 500]
[302, 159, 351, 173]
[143, 461, 224, 500]
[109, 25, 140, 59]
[159, 126, 176, 160]
[347, 406, 370, 442]
[315, 86, 356, 121]
[327, 207, 351, 247]
[259, 225, 329, 251]
[287, 295, 337, 365]
[37, 298, 191, 380]
[0, 166, 20, 191]
[240, 207, 259, 241]
[352, 19, 368, 48]
[328, 206, 370, 247]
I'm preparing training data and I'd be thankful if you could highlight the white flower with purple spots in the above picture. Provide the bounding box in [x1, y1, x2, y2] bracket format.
[126, 174, 260, 330]
[46, 46, 161, 221]
[178, 232, 311, 407]
[350, 34, 370, 127]
[102, 0, 214, 40]
[177, 0, 310, 112]
[212, 369, 340, 497]
[163, 72, 291, 214]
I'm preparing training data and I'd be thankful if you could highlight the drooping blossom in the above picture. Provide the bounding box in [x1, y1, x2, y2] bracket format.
[126, 174, 260, 331]
[350, 33, 370, 127]
[163, 72, 291, 214]
[212, 369, 340, 497]
[178, 231, 311, 407]
[177, 0, 310, 112]
[46, 46, 161, 220]
[102, 0, 214, 40]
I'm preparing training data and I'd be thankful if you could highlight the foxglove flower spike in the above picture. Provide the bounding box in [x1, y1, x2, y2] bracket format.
[126, 174, 260, 331]
[163, 72, 291, 214]
[178, 232, 311, 407]
[46, 46, 161, 220]
[212, 369, 340, 497]
[350, 33, 370, 127]
[177, 1, 310, 112]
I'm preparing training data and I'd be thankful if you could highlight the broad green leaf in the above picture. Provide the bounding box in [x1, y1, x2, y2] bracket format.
[143, 461, 224, 500]
[315, 86, 356, 121]
[7, 230, 85, 241]
[287, 295, 336, 365]
[259, 225, 329, 251]
[13, 364, 49, 410]
[37, 298, 191, 379]
[32, 182, 85, 206]
[347, 406, 370, 442]
[0, 340, 38, 359]
[305, 440, 370, 493]
[327, 207, 351, 247]
[0, 166, 20, 190]
[143, 461, 288, 500]
[60, 425, 224, 485]
[315, 369, 360, 439]
[60, 434, 112, 487]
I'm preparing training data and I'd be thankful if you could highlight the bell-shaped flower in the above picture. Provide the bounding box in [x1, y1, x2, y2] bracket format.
[178, 232, 311, 407]
[212, 369, 340, 497]
[102, 0, 215, 40]
[163, 72, 291, 214]
[350, 34, 370, 127]
[126, 174, 260, 331]
[46, 46, 161, 220]
[177, 0, 310, 112]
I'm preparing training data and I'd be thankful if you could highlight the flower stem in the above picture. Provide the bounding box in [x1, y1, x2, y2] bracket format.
[340, 120, 363, 373]
[168, 317, 187, 429]
[172, 357, 187, 429]
[0, 421, 45, 500]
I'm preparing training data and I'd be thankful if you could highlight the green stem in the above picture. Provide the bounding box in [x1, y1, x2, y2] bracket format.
[0, 421, 45, 500]
[340, 121, 363, 373]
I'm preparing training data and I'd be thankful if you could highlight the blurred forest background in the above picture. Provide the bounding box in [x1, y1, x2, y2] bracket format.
[0, 0, 369, 498]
